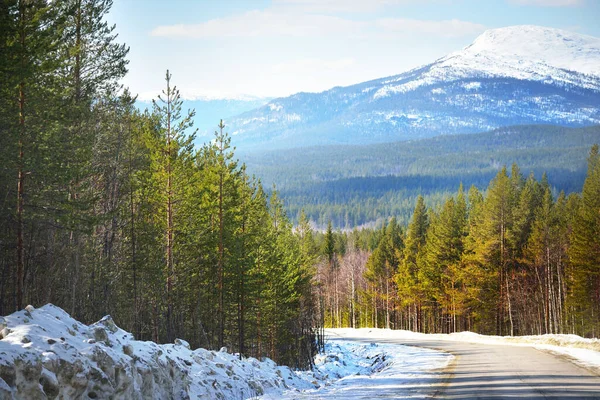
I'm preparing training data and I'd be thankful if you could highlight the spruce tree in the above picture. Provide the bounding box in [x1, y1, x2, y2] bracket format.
[396, 195, 428, 331]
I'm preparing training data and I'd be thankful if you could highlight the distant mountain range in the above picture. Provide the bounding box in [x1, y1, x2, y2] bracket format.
[137, 96, 271, 138]
[225, 25, 600, 152]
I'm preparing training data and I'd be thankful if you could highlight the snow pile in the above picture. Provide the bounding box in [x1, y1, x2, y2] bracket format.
[312, 341, 394, 380]
[328, 328, 600, 371]
[260, 340, 452, 399]
[0, 304, 316, 399]
[449, 331, 600, 350]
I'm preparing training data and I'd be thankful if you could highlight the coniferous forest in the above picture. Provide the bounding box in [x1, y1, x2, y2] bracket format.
[317, 150, 600, 337]
[1, 0, 600, 374]
[0, 0, 317, 368]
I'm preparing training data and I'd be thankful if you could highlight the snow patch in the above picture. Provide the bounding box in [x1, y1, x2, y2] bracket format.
[463, 81, 481, 90]
[268, 103, 283, 112]
[259, 338, 452, 399]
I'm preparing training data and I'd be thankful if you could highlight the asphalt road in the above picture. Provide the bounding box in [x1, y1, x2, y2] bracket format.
[330, 333, 600, 399]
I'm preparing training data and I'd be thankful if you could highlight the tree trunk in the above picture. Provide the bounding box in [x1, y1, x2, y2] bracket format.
[166, 71, 174, 343]
[16, 0, 26, 311]
[385, 275, 390, 329]
[238, 189, 247, 359]
[129, 125, 139, 338]
[350, 265, 356, 328]
[217, 121, 225, 349]
[506, 273, 514, 336]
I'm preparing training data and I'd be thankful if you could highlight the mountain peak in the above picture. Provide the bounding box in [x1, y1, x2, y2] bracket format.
[463, 25, 600, 76]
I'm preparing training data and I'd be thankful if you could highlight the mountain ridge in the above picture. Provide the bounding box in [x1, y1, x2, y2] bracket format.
[226, 25, 600, 152]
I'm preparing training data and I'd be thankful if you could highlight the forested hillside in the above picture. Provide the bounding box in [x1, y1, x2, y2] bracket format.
[0, 0, 317, 368]
[244, 125, 600, 228]
[313, 147, 600, 337]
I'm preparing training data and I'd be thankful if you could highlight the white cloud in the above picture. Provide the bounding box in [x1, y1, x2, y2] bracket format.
[151, 10, 368, 38]
[151, 10, 484, 40]
[272, 0, 427, 13]
[508, 0, 583, 6]
[376, 18, 486, 38]
[272, 58, 356, 74]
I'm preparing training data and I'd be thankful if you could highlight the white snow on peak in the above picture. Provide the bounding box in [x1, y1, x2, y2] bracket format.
[463, 25, 600, 76]
[373, 25, 600, 99]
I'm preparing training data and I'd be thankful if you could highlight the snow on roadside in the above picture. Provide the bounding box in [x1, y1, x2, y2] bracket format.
[0, 306, 454, 400]
[0, 304, 317, 399]
[328, 328, 600, 372]
[257, 338, 452, 399]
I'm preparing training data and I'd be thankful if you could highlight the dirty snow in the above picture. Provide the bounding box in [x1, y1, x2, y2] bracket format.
[0, 304, 316, 399]
[0, 305, 450, 400]
[0, 305, 455, 400]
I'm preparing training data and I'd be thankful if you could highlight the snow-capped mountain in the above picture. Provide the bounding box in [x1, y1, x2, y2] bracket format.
[226, 25, 600, 151]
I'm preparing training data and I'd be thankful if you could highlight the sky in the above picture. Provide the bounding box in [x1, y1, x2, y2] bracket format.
[106, 0, 600, 101]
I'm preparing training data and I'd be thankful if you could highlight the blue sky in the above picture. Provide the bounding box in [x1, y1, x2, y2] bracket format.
[107, 0, 600, 100]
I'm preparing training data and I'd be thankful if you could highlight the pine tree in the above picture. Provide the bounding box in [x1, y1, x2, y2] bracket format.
[510, 173, 541, 264]
[419, 189, 467, 332]
[9, 0, 64, 310]
[151, 70, 196, 342]
[479, 167, 516, 335]
[525, 186, 561, 333]
[322, 220, 338, 326]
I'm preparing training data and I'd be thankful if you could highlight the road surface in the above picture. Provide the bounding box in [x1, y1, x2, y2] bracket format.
[328, 332, 600, 399]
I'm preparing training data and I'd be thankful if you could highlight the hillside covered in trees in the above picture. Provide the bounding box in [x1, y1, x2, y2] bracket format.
[314, 147, 600, 337]
[244, 124, 600, 228]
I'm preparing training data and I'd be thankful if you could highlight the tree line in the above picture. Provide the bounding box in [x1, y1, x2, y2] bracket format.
[317, 148, 600, 337]
[0, 0, 318, 368]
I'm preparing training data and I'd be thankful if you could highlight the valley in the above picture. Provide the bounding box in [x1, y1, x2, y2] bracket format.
[243, 124, 600, 227]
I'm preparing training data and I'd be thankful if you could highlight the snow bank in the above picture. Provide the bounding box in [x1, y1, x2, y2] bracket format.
[327, 328, 600, 371]
[259, 339, 452, 399]
[0, 304, 316, 399]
